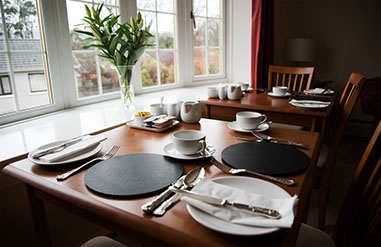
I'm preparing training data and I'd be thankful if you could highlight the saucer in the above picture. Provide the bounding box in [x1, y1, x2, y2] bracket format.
[163, 143, 216, 160]
[267, 92, 291, 98]
[228, 122, 269, 133]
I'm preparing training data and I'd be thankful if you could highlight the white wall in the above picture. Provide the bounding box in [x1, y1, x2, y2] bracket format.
[230, 0, 252, 83]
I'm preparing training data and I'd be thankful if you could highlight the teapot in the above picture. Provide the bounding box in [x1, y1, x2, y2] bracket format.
[181, 101, 202, 123]
[227, 84, 242, 100]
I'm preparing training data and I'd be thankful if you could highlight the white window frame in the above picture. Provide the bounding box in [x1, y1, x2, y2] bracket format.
[0, 0, 232, 126]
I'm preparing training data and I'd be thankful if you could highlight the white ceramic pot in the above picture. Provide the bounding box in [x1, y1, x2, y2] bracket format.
[218, 85, 228, 100]
[227, 84, 242, 100]
[181, 101, 202, 123]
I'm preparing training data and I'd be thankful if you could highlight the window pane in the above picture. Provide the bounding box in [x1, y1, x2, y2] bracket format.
[193, 0, 206, 16]
[157, 0, 174, 13]
[137, 0, 155, 11]
[141, 11, 156, 48]
[74, 53, 99, 98]
[194, 17, 206, 46]
[29, 73, 47, 92]
[100, 57, 119, 94]
[141, 51, 158, 87]
[208, 18, 221, 47]
[158, 13, 174, 49]
[159, 51, 175, 85]
[194, 48, 206, 75]
[208, 0, 221, 17]
[1, 76, 11, 94]
[208, 48, 220, 74]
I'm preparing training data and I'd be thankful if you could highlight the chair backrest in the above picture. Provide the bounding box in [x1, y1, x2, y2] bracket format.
[267, 65, 314, 91]
[332, 120, 381, 247]
[324, 72, 368, 165]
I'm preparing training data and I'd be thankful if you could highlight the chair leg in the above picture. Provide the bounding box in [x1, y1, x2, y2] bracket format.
[318, 176, 330, 230]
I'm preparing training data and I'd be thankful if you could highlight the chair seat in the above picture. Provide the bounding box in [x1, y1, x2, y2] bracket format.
[81, 236, 127, 247]
[296, 224, 336, 247]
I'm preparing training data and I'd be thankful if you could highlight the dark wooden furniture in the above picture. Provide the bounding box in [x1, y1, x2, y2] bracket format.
[317, 72, 368, 229]
[200, 91, 333, 133]
[2, 118, 320, 247]
[268, 65, 315, 91]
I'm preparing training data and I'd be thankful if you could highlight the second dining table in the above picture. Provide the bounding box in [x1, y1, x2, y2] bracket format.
[2, 118, 320, 247]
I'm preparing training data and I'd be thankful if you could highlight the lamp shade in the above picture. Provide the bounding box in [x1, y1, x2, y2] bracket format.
[286, 38, 315, 62]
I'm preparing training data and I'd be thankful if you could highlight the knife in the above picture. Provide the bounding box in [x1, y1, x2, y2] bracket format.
[32, 135, 89, 159]
[252, 132, 308, 149]
[170, 187, 281, 219]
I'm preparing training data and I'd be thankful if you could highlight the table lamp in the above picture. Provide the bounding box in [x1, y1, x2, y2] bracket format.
[286, 38, 315, 66]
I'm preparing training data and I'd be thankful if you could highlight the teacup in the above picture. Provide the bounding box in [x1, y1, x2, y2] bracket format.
[207, 86, 218, 98]
[272, 86, 288, 96]
[172, 130, 206, 155]
[236, 111, 267, 130]
[149, 103, 166, 116]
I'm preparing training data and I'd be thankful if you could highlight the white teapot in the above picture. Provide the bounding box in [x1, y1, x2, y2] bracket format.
[181, 101, 202, 123]
[227, 84, 242, 100]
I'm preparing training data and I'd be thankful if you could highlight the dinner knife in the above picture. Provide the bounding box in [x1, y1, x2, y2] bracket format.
[32, 135, 89, 159]
[170, 187, 281, 219]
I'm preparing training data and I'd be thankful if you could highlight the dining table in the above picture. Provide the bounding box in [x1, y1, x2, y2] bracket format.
[2, 118, 320, 247]
[200, 90, 334, 134]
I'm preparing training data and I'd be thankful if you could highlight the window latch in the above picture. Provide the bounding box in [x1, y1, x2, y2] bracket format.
[190, 11, 196, 29]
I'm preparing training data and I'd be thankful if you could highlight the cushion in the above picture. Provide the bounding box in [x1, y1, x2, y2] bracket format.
[81, 236, 127, 247]
[361, 77, 381, 118]
[296, 223, 336, 247]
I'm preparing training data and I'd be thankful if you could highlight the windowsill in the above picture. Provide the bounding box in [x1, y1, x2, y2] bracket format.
[0, 84, 214, 164]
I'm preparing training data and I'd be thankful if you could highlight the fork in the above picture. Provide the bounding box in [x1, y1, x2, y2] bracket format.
[56, 145, 120, 181]
[210, 157, 295, 186]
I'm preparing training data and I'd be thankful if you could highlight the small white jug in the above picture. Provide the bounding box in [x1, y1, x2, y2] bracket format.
[181, 101, 202, 123]
[218, 85, 228, 100]
[227, 84, 242, 100]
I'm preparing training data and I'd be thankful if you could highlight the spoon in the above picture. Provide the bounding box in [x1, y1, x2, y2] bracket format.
[153, 166, 206, 216]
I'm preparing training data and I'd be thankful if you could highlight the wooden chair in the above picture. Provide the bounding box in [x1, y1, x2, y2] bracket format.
[296, 120, 381, 247]
[317, 72, 368, 229]
[267, 65, 314, 91]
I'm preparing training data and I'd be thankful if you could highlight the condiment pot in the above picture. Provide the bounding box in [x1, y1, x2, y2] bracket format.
[181, 101, 202, 123]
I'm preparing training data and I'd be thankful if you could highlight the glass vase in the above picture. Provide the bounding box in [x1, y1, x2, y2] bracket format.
[117, 65, 136, 108]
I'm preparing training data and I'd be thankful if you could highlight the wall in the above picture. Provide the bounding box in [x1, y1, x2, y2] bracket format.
[274, 0, 381, 132]
[230, 0, 252, 83]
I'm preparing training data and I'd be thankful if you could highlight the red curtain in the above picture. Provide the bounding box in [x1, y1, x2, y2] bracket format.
[250, 0, 274, 89]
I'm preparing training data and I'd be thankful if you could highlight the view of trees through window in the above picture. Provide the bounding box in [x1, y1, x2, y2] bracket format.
[138, 0, 177, 87]
[0, 0, 50, 115]
[193, 0, 222, 77]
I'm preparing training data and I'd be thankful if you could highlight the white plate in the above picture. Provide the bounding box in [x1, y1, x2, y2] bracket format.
[290, 101, 330, 109]
[128, 120, 179, 132]
[163, 143, 215, 160]
[304, 88, 334, 95]
[228, 122, 269, 133]
[267, 92, 291, 98]
[186, 176, 291, 235]
[28, 141, 102, 166]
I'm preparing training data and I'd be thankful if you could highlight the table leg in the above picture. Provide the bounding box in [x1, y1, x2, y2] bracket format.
[26, 185, 52, 247]
[204, 105, 211, 119]
[311, 117, 316, 132]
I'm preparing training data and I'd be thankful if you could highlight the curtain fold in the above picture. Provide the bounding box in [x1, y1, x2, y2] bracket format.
[251, 0, 274, 89]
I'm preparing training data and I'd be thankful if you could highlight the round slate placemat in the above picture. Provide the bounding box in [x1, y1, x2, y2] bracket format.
[85, 153, 183, 197]
[221, 142, 309, 175]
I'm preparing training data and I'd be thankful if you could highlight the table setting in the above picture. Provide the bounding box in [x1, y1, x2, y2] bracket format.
[3, 117, 320, 246]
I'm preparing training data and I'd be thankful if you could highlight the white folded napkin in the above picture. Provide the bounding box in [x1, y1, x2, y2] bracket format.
[39, 135, 107, 162]
[290, 99, 331, 105]
[181, 179, 298, 228]
[304, 88, 334, 95]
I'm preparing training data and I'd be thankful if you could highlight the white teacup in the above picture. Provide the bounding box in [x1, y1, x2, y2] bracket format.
[272, 86, 288, 96]
[207, 86, 218, 98]
[149, 103, 166, 116]
[172, 130, 206, 155]
[236, 111, 267, 130]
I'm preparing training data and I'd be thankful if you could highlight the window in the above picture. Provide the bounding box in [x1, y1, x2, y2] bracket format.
[137, 0, 178, 88]
[29, 73, 47, 92]
[0, 0, 51, 116]
[193, 0, 223, 78]
[67, 0, 120, 99]
[0, 75, 11, 95]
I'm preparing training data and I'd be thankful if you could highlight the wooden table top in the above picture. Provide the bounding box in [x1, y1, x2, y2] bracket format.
[2, 118, 320, 247]
[199, 91, 333, 117]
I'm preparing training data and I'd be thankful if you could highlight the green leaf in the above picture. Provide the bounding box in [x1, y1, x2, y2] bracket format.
[85, 5, 92, 18]
[74, 29, 94, 36]
[109, 36, 119, 55]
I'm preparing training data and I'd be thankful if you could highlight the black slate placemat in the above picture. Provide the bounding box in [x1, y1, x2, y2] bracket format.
[85, 153, 183, 197]
[221, 142, 310, 175]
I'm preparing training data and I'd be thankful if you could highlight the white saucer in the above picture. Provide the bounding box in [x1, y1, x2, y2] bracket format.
[228, 122, 269, 133]
[163, 143, 216, 160]
[267, 92, 291, 97]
